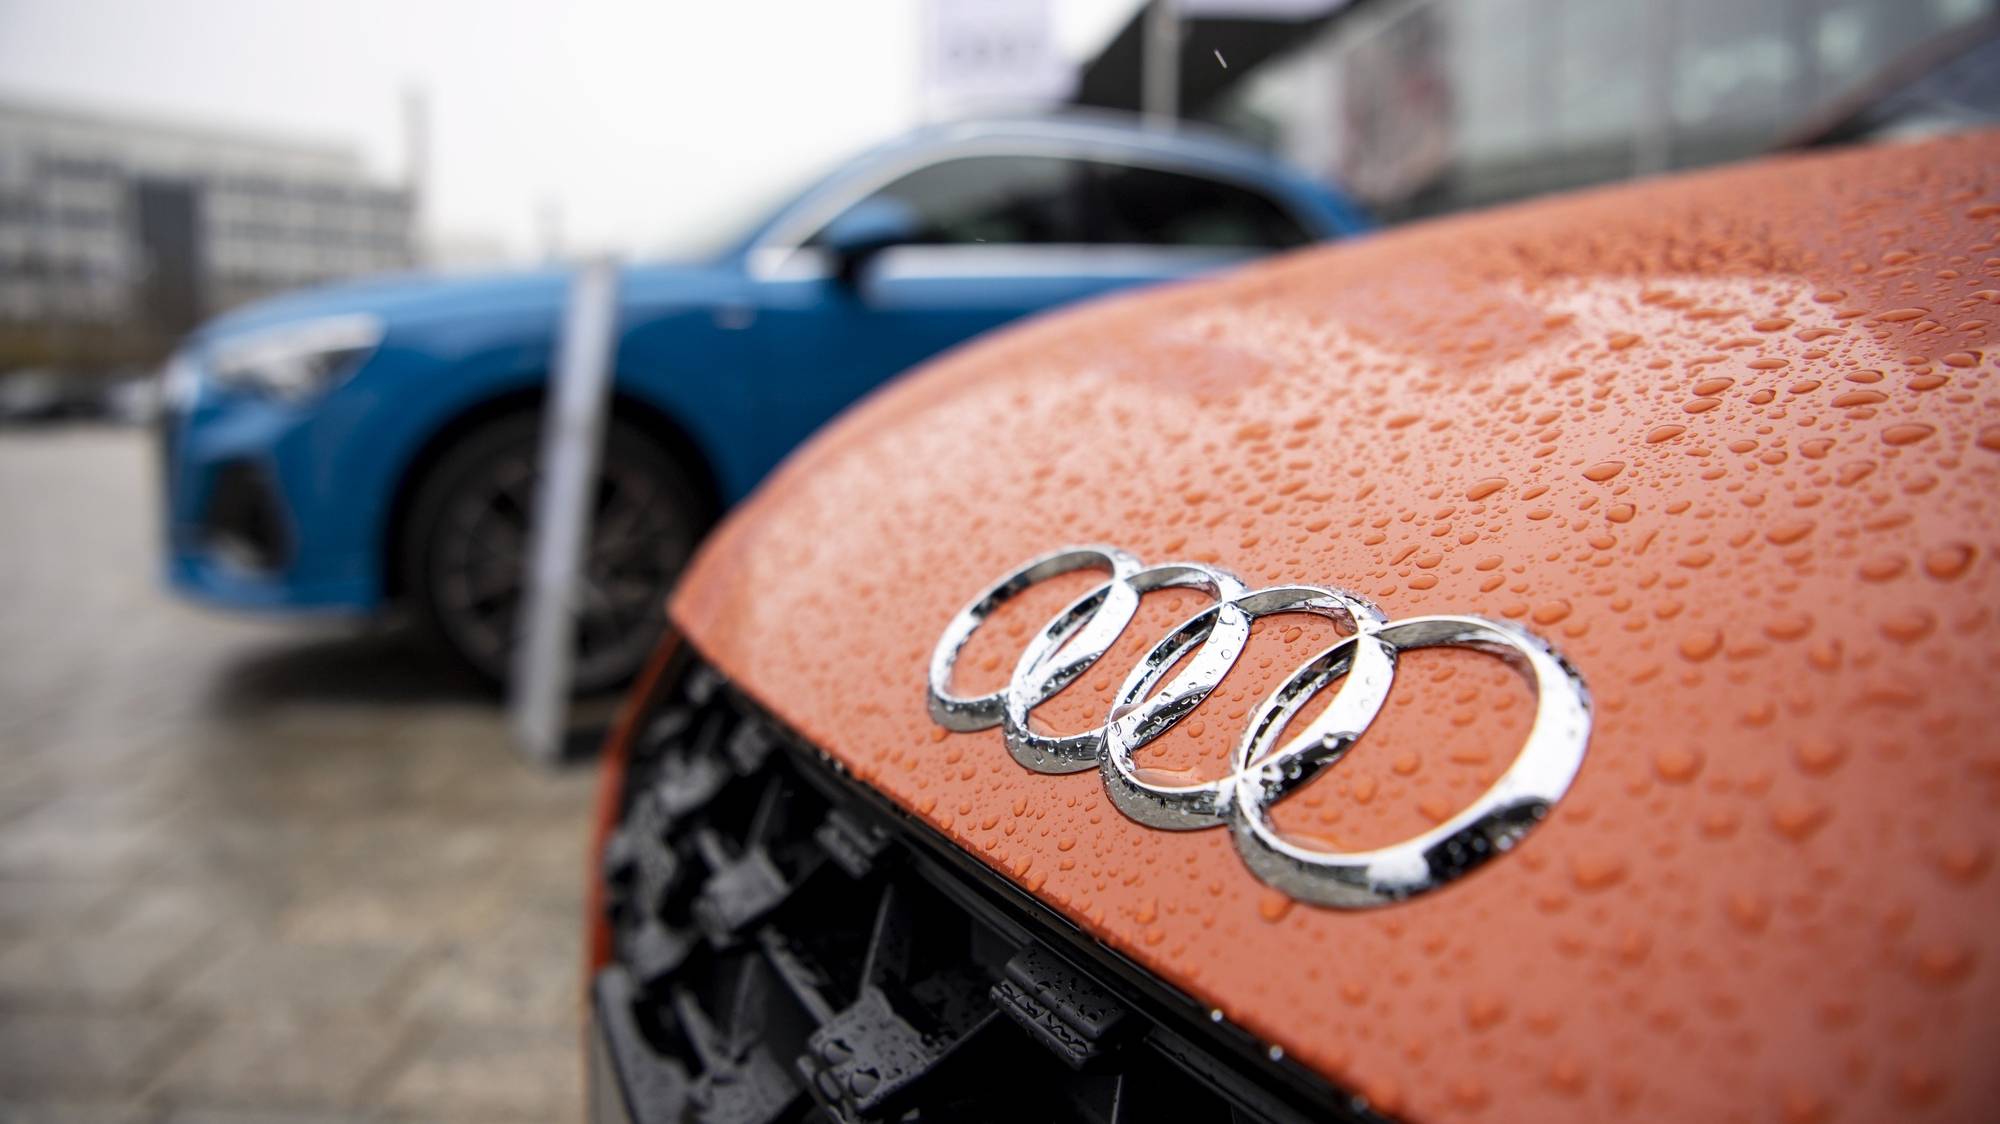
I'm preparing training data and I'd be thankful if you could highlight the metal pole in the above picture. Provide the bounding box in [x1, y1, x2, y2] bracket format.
[510, 256, 619, 765]
[1633, 0, 1677, 176]
[1143, 0, 1180, 130]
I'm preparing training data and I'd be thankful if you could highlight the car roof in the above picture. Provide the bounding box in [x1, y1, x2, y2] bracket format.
[729, 110, 1355, 261]
[873, 110, 1301, 179]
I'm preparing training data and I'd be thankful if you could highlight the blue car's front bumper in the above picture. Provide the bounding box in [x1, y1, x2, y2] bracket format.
[159, 379, 384, 614]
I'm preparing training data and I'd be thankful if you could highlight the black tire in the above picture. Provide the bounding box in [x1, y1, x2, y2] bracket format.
[401, 412, 705, 695]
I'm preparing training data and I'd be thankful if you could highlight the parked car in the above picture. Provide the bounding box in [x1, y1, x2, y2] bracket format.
[0, 368, 102, 424]
[587, 130, 1999, 1122]
[157, 116, 1368, 692]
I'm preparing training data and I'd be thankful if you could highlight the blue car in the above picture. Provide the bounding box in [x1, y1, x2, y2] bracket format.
[158, 116, 1369, 691]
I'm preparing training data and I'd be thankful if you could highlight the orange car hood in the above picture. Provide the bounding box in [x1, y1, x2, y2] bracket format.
[673, 133, 1999, 1122]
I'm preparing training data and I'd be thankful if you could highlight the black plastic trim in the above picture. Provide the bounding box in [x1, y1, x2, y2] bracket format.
[594, 651, 1385, 1124]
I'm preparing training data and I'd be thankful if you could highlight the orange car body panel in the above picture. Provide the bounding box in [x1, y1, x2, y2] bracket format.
[670, 133, 2000, 1122]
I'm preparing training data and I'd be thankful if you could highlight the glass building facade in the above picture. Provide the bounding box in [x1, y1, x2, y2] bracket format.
[1207, 0, 1997, 219]
[0, 98, 413, 370]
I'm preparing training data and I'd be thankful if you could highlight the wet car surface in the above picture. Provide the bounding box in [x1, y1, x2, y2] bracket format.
[632, 131, 2000, 1122]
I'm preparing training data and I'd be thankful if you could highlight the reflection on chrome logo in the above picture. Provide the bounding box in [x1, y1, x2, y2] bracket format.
[927, 546, 1593, 909]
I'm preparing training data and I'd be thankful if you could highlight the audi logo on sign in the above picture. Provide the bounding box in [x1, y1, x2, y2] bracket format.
[926, 546, 1593, 909]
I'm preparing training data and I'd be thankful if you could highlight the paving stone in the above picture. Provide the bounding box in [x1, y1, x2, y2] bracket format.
[0, 879, 119, 935]
[152, 1012, 415, 1108]
[0, 756, 62, 808]
[0, 1008, 191, 1096]
[0, 920, 210, 1007]
[312, 820, 514, 885]
[377, 1023, 581, 1121]
[0, 814, 172, 880]
[0, 876, 224, 1007]
[399, 932, 582, 1026]
[0, 432, 593, 1124]
[156, 1109, 364, 1124]
[170, 940, 421, 1014]
[271, 882, 506, 948]
[0, 1099, 150, 1123]
[99, 879, 288, 941]
[496, 819, 593, 888]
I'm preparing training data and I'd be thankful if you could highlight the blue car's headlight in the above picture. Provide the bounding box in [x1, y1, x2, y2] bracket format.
[208, 314, 385, 400]
[159, 350, 203, 412]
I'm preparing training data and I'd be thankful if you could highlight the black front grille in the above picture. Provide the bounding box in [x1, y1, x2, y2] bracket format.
[594, 656, 1379, 1124]
[199, 458, 292, 573]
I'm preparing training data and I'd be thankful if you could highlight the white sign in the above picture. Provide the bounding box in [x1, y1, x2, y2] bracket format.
[919, 0, 1075, 117]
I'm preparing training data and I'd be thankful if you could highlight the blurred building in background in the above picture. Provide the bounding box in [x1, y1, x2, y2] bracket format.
[1079, 0, 1997, 219]
[4, 0, 1992, 381]
[0, 95, 413, 373]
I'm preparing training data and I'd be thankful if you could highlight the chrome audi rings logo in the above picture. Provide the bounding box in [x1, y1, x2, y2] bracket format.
[926, 546, 1592, 909]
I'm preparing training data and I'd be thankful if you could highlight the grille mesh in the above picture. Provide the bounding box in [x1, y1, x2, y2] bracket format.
[595, 656, 1377, 1124]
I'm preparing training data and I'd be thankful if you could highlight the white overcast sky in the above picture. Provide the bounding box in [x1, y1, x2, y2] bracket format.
[0, 0, 1138, 262]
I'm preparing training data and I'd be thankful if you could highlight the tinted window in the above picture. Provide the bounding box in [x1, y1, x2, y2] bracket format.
[807, 155, 1084, 247]
[1086, 163, 1312, 249]
[806, 153, 1314, 251]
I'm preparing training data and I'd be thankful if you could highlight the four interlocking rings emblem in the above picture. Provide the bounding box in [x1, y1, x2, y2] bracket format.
[926, 546, 1592, 909]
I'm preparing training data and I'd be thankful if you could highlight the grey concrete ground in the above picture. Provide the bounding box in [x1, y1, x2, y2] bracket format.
[0, 427, 594, 1122]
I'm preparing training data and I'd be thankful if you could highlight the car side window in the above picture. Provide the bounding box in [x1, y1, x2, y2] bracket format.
[1084, 162, 1313, 249]
[806, 155, 1086, 247]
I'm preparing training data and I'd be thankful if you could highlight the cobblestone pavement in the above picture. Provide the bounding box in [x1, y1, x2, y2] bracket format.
[0, 427, 595, 1122]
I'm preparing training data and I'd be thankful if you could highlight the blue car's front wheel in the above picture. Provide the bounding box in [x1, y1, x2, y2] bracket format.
[400, 412, 704, 695]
